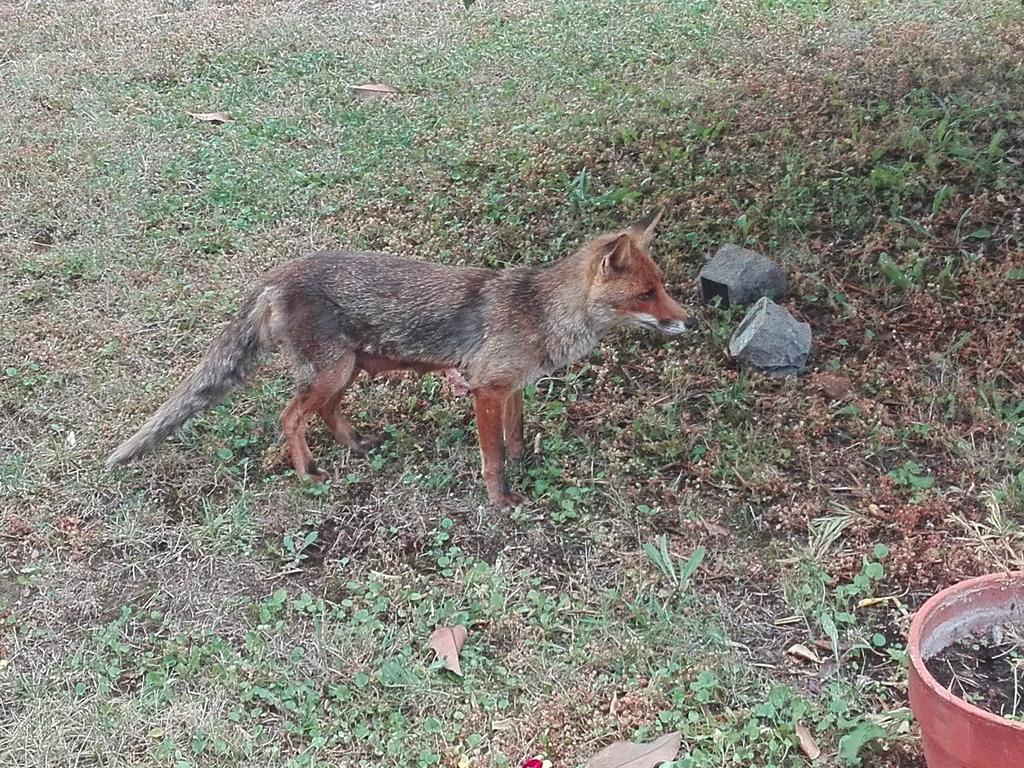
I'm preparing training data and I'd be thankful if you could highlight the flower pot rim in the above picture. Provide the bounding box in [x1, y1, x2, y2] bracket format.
[908, 570, 1024, 732]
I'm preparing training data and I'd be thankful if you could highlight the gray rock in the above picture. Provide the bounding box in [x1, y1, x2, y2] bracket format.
[698, 244, 788, 306]
[728, 297, 811, 377]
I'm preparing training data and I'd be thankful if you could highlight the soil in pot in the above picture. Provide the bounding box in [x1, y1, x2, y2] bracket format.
[924, 623, 1024, 721]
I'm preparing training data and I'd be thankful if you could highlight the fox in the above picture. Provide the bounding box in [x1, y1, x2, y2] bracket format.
[106, 209, 695, 507]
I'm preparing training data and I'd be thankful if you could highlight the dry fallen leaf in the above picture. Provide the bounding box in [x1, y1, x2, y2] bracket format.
[814, 372, 853, 400]
[585, 731, 681, 768]
[428, 625, 467, 676]
[349, 83, 402, 99]
[786, 643, 822, 664]
[857, 596, 895, 609]
[188, 111, 232, 124]
[796, 724, 821, 760]
[702, 519, 730, 537]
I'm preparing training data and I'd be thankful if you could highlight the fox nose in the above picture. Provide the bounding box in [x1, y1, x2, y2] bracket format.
[658, 316, 697, 335]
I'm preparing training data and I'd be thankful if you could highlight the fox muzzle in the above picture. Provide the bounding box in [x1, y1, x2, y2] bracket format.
[628, 312, 695, 335]
[657, 317, 695, 335]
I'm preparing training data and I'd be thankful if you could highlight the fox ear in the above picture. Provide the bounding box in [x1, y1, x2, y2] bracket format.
[631, 206, 664, 246]
[600, 233, 632, 276]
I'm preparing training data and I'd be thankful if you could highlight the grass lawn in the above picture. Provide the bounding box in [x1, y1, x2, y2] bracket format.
[2, 1, 1023, 766]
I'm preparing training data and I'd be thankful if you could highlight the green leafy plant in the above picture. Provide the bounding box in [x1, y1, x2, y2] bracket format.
[877, 252, 914, 289]
[278, 528, 319, 568]
[643, 536, 707, 594]
[888, 460, 935, 497]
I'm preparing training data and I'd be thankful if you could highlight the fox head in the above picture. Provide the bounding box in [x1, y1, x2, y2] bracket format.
[586, 208, 695, 335]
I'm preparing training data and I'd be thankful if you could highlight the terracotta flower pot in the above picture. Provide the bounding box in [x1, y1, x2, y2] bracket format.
[908, 571, 1024, 768]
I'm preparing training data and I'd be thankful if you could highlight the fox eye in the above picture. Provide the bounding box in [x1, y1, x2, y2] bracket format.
[639, 289, 656, 302]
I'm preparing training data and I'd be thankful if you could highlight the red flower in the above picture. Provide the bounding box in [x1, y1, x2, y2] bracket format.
[521, 760, 544, 768]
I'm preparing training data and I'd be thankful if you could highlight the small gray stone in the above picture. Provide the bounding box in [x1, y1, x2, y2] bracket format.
[698, 244, 788, 306]
[728, 297, 811, 377]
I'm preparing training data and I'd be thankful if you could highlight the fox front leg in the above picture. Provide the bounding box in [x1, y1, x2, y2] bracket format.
[473, 387, 524, 508]
[503, 389, 525, 460]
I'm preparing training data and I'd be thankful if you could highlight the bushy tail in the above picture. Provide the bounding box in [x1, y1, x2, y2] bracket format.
[106, 290, 274, 468]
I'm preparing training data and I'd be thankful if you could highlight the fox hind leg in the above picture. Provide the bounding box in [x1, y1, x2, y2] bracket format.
[281, 394, 321, 481]
[317, 366, 381, 456]
[281, 354, 357, 482]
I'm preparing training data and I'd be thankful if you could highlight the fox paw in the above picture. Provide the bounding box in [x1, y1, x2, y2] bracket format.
[303, 462, 330, 484]
[492, 490, 525, 508]
[350, 435, 383, 456]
